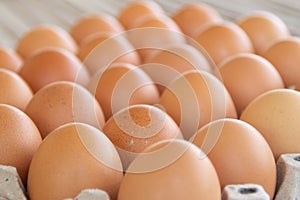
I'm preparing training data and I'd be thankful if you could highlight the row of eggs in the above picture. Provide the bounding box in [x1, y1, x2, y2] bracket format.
[1, 0, 300, 199]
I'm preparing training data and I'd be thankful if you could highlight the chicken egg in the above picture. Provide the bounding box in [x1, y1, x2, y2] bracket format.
[70, 14, 124, 45]
[0, 104, 41, 186]
[27, 122, 123, 200]
[219, 53, 284, 116]
[172, 3, 223, 37]
[194, 21, 254, 65]
[118, 139, 221, 200]
[19, 47, 90, 93]
[159, 70, 237, 139]
[192, 118, 276, 198]
[237, 11, 290, 54]
[103, 104, 182, 169]
[16, 25, 78, 58]
[0, 47, 23, 72]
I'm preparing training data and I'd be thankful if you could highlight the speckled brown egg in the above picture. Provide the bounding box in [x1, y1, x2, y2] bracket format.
[70, 14, 124, 45]
[192, 118, 276, 198]
[103, 104, 182, 169]
[0, 104, 41, 186]
[194, 22, 254, 65]
[172, 3, 223, 37]
[25, 81, 105, 139]
[16, 25, 78, 58]
[27, 122, 123, 200]
[118, 139, 221, 200]
[0, 68, 33, 110]
[0, 47, 23, 72]
[19, 47, 90, 93]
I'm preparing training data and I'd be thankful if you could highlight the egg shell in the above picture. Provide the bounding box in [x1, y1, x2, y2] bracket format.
[262, 37, 300, 87]
[0, 47, 23, 72]
[237, 11, 290, 54]
[118, 0, 165, 29]
[19, 47, 90, 93]
[240, 89, 300, 160]
[16, 25, 78, 58]
[103, 104, 182, 169]
[27, 122, 123, 200]
[192, 118, 276, 198]
[70, 14, 124, 45]
[219, 53, 284, 116]
[0, 104, 42, 186]
[172, 3, 223, 37]
[0, 68, 33, 110]
[194, 22, 254, 65]
[159, 70, 237, 139]
[25, 81, 105, 139]
[82, 34, 140, 75]
[87, 63, 159, 120]
[118, 139, 221, 200]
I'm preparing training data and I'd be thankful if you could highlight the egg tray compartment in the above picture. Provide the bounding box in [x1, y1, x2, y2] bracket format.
[0, 153, 299, 200]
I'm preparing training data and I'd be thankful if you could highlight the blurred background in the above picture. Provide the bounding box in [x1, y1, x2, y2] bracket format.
[1, 0, 299, 47]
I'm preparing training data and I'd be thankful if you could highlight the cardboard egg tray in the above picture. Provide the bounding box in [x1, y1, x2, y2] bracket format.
[1, 1, 300, 199]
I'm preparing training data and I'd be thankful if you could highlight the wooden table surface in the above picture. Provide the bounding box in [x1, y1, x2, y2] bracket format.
[1, 0, 299, 48]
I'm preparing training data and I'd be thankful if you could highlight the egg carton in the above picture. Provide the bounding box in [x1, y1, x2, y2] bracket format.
[0, 153, 299, 200]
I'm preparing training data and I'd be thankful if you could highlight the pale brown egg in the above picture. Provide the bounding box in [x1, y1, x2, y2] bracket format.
[19, 47, 90, 93]
[16, 25, 78, 58]
[159, 70, 237, 139]
[78, 32, 141, 70]
[219, 53, 284, 116]
[126, 14, 185, 62]
[172, 3, 223, 37]
[240, 89, 300, 160]
[192, 118, 276, 198]
[118, 139, 221, 200]
[0, 47, 23, 72]
[0, 104, 42, 186]
[194, 22, 254, 65]
[103, 104, 182, 169]
[237, 11, 290, 54]
[0, 69, 33, 110]
[118, 0, 164, 29]
[25, 81, 105, 139]
[70, 14, 124, 45]
[27, 122, 123, 200]
[88, 63, 159, 120]
[82, 34, 141, 75]
[262, 37, 300, 87]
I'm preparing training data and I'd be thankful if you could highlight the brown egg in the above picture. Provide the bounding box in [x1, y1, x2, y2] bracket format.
[78, 32, 141, 70]
[0, 69, 33, 110]
[194, 22, 254, 65]
[0, 47, 23, 72]
[70, 14, 124, 45]
[172, 3, 223, 37]
[27, 122, 123, 200]
[82, 34, 141, 75]
[103, 104, 182, 169]
[192, 118, 276, 198]
[262, 37, 300, 87]
[16, 25, 78, 58]
[88, 63, 159, 120]
[0, 104, 42, 186]
[118, 0, 164, 29]
[237, 11, 290, 54]
[159, 70, 237, 139]
[118, 139, 221, 200]
[240, 89, 300, 160]
[126, 14, 185, 62]
[25, 81, 105, 139]
[219, 53, 284, 116]
[19, 47, 90, 93]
